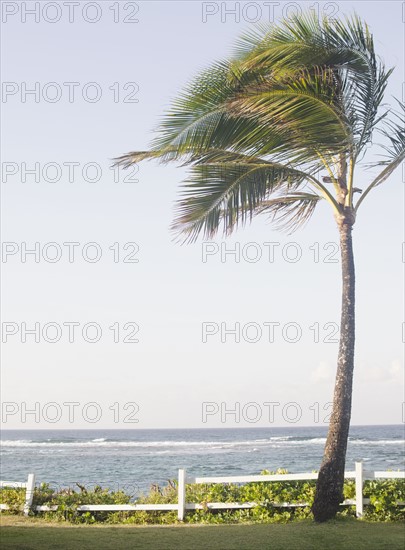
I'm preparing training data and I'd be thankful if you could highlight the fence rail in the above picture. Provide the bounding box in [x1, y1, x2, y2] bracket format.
[1, 463, 404, 520]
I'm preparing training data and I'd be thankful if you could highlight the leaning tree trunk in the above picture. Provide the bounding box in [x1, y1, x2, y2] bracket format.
[312, 218, 356, 522]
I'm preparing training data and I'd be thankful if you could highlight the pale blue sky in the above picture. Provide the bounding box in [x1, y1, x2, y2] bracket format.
[1, 1, 404, 428]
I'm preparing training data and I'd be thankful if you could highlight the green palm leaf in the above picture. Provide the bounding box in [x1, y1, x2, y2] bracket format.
[355, 101, 405, 210]
[171, 155, 320, 242]
[236, 14, 392, 157]
[115, 12, 402, 238]
[258, 192, 322, 233]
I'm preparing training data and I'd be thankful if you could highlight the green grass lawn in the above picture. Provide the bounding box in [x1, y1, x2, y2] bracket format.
[0, 517, 404, 550]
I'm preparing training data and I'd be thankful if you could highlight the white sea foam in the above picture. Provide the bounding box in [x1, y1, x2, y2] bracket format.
[349, 439, 405, 446]
[1, 437, 403, 449]
[0, 439, 303, 448]
[1, 439, 262, 448]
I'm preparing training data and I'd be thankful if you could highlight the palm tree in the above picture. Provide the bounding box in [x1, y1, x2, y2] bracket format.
[115, 14, 404, 521]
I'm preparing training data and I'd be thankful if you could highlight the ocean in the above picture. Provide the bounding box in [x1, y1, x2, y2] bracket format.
[1, 425, 404, 496]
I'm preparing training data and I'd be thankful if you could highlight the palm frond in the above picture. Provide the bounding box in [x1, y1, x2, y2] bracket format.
[355, 100, 405, 210]
[258, 192, 322, 233]
[150, 61, 255, 156]
[115, 12, 397, 239]
[113, 150, 165, 168]
[236, 13, 392, 157]
[379, 100, 405, 161]
[171, 159, 317, 242]
[114, 59, 303, 165]
[226, 66, 350, 151]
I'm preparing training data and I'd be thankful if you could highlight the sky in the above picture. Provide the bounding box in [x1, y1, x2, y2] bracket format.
[1, 0, 404, 429]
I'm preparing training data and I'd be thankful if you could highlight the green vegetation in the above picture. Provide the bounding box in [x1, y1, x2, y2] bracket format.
[1, 472, 404, 524]
[1, 517, 404, 550]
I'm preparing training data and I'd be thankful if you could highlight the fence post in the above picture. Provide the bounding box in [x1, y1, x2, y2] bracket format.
[355, 462, 364, 518]
[178, 469, 186, 521]
[23, 473, 35, 517]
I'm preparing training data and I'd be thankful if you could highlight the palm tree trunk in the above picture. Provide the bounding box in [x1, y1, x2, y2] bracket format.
[312, 220, 355, 522]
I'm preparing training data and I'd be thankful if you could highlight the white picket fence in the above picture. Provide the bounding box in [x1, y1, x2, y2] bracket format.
[0, 473, 35, 516]
[1, 463, 404, 520]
